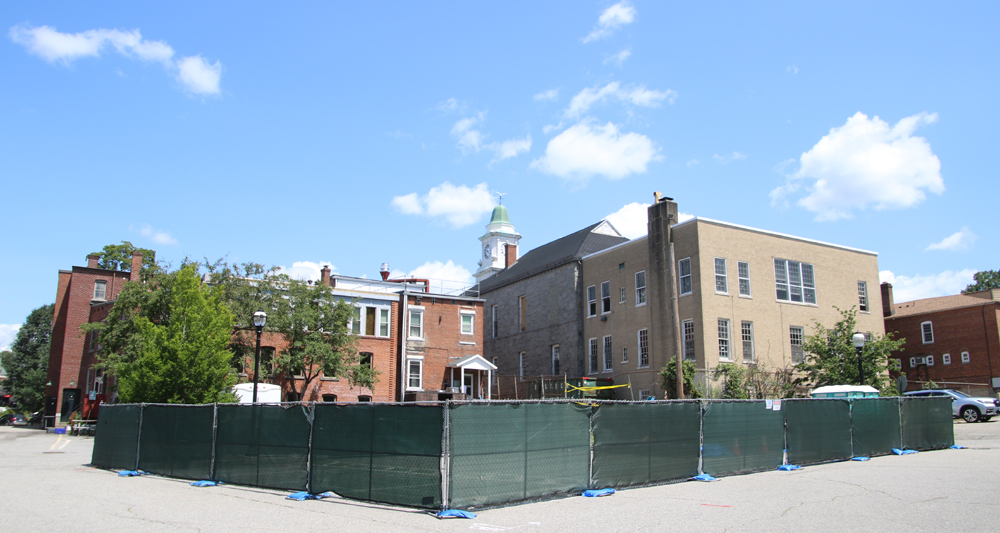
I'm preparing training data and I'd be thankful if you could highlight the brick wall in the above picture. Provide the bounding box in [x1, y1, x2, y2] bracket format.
[404, 294, 485, 396]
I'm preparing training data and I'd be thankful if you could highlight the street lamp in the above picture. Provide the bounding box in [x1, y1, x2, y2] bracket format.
[252, 309, 267, 404]
[852, 332, 866, 386]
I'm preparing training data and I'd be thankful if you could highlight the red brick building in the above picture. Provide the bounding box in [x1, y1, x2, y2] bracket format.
[882, 283, 1000, 396]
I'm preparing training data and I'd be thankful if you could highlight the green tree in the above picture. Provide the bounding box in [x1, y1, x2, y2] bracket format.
[273, 279, 378, 400]
[963, 270, 1000, 293]
[712, 362, 796, 399]
[659, 357, 702, 399]
[91, 241, 158, 279]
[797, 307, 905, 394]
[0, 304, 55, 412]
[115, 265, 237, 404]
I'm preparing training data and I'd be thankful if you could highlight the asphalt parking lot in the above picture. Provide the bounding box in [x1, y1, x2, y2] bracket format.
[1, 421, 996, 532]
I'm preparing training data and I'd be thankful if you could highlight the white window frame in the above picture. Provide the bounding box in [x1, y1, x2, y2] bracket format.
[406, 355, 424, 391]
[93, 280, 107, 301]
[601, 281, 612, 314]
[942, 353, 951, 365]
[621, 346, 628, 363]
[638, 389, 651, 400]
[460, 310, 475, 335]
[774, 258, 817, 305]
[518, 295, 526, 332]
[352, 304, 392, 338]
[790, 326, 805, 364]
[683, 320, 695, 361]
[637, 329, 649, 368]
[714, 258, 728, 294]
[737, 261, 751, 297]
[921, 321, 934, 344]
[858, 281, 869, 312]
[491, 304, 498, 339]
[603, 335, 613, 372]
[718, 318, 731, 360]
[586, 285, 597, 317]
[962, 351, 971, 364]
[589, 338, 599, 374]
[678, 258, 692, 296]
[408, 307, 424, 340]
[635, 271, 647, 306]
[926, 355, 935, 366]
[741, 321, 754, 363]
[551, 344, 560, 375]
[620, 287, 626, 304]
[519, 351, 525, 378]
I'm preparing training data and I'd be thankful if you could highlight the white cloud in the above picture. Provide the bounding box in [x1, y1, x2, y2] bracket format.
[565, 82, 677, 119]
[490, 136, 532, 162]
[534, 89, 559, 101]
[787, 65, 799, 75]
[389, 261, 475, 295]
[436, 97, 459, 113]
[450, 112, 531, 162]
[531, 120, 660, 181]
[604, 49, 632, 66]
[9, 23, 222, 96]
[176, 55, 221, 95]
[713, 151, 747, 164]
[605, 203, 694, 239]
[583, 2, 637, 43]
[770, 112, 943, 221]
[133, 224, 179, 245]
[277, 261, 336, 282]
[0, 324, 20, 351]
[686, 159, 699, 167]
[390, 182, 495, 228]
[880, 269, 977, 302]
[926, 227, 977, 252]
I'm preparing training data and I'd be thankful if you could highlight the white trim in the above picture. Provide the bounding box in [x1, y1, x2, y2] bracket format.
[921, 321, 934, 344]
[408, 309, 424, 340]
[678, 258, 692, 296]
[635, 270, 647, 307]
[406, 358, 423, 391]
[460, 309, 475, 335]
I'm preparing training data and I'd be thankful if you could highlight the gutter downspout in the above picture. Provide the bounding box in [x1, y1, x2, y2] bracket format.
[400, 289, 409, 402]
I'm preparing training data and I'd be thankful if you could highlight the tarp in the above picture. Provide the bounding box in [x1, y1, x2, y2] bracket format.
[901, 397, 954, 450]
[702, 401, 784, 475]
[784, 399, 853, 465]
[91, 404, 141, 471]
[851, 398, 902, 457]
[137, 404, 214, 479]
[214, 404, 311, 491]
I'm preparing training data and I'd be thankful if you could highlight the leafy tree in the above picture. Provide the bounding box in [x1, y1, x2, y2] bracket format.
[273, 279, 378, 401]
[796, 307, 905, 394]
[963, 270, 1000, 293]
[115, 265, 237, 404]
[91, 241, 158, 279]
[0, 304, 55, 412]
[659, 357, 701, 399]
[712, 362, 796, 399]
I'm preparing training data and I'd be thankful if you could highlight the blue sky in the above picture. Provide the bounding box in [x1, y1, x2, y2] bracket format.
[2, 1, 998, 349]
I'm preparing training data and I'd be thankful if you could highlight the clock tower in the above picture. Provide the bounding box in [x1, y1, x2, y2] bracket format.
[475, 203, 521, 283]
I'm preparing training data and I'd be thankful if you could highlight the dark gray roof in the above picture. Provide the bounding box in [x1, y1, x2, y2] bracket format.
[479, 222, 629, 293]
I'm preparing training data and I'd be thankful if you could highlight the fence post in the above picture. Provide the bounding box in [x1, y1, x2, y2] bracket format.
[210, 403, 218, 480]
[898, 396, 905, 449]
[588, 402, 595, 490]
[848, 399, 855, 458]
[697, 400, 705, 475]
[135, 403, 144, 471]
[305, 402, 315, 494]
[440, 400, 450, 510]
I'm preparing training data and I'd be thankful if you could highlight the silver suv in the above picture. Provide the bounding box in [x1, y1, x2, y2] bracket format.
[904, 389, 999, 423]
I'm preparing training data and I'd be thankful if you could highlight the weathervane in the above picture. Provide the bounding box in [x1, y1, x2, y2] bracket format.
[497, 192, 506, 204]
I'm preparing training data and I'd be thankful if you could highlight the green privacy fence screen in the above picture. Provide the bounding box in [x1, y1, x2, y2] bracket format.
[92, 397, 954, 510]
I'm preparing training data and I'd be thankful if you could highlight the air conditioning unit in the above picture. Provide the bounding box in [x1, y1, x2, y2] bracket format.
[911, 356, 926, 367]
[446, 387, 460, 394]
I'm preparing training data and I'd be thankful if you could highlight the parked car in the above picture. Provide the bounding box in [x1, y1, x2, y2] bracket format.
[904, 389, 1000, 423]
[0, 413, 28, 426]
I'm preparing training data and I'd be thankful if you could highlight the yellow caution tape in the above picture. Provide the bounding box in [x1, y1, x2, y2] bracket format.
[565, 383, 631, 392]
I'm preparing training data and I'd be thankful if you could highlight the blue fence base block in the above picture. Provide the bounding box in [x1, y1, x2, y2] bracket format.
[950, 445, 966, 449]
[851, 457, 870, 461]
[582, 489, 616, 497]
[777, 465, 801, 471]
[190, 480, 220, 487]
[892, 448, 918, 455]
[436, 510, 477, 519]
[689, 474, 719, 482]
[117, 470, 146, 477]
[286, 491, 334, 501]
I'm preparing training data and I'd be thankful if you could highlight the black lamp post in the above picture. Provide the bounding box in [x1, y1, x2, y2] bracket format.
[252, 309, 267, 404]
[852, 332, 866, 386]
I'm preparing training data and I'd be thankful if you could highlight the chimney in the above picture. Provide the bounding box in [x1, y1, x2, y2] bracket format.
[505, 244, 517, 268]
[87, 254, 100, 269]
[380, 263, 390, 281]
[321, 265, 331, 286]
[881, 282, 894, 317]
[130, 252, 143, 282]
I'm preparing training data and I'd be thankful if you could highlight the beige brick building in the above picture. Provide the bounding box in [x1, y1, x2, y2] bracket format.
[582, 197, 884, 399]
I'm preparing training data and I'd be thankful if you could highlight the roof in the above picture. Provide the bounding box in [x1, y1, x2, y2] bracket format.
[447, 354, 497, 371]
[489, 204, 510, 225]
[888, 291, 1000, 318]
[479, 221, 629, 293]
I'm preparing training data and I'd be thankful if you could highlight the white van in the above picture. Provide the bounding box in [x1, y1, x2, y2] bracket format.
[810, 385, 880, 398]
[232, 383, 282, 404]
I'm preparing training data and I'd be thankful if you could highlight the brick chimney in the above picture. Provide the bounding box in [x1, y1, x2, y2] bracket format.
[881, 282, 894, 317]
[130, 252, 144, 282]
[321, 265, 332, 286]
[505, 244, 517, 268]
[87, 254, 100, 268]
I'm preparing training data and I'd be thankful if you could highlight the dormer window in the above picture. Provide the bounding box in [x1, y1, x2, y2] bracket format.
[93, 280, 107, 301]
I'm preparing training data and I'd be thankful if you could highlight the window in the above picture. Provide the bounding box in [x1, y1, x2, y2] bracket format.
[790, 326, 805, 364]
[962, 352, 971, 364]
[621, 346, 628, 363]
[491, 305, 498, 338]
[587, 286, 597, 317]
[921, 321, 934, 344]
[379, 308, 389, 337]
[357, 395, 372, 402]
[89, 330, 99, 352]
[683, 320, 695, 361]
[738, 261, 751, 297]
[678, 258, 692, 295]
[93, 280, 107, 301]
[910, 357, 916, 368]
[943, 353, 951, 365]
[260, 347, 275, 373]
[407, 357, 423, 390]
[639, 389, 651, 400]
[635, 271, 647, 305]
[352, 305, 391, 337]
[620, 287, 626, 303]
[715, 258, 728, 294]
[718, 319, 731, 360]
[601, 281, 612, 314]
[774, 259, 816, 304]
[286, 392, 303, 402]
[926, 355, 935, 366]
[603, 336, 613, 372]
[741, 321, 754, 363]
[461, 311, 475, 335]
[519, 352, 525, 378]
[858, 281, 869, 312]
[638, 329, 649, 368]
[86, 368, 104, 394]
[409, 308, 424, 339]
[551, 345, 560, 375]
[519, 295, 526, 331]
[359, 352, 373, 368]
[589, 338, 599, 374]
[322, 394, 338, 402]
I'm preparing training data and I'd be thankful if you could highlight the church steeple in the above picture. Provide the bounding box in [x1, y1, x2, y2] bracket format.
[475, 202, 521, 283]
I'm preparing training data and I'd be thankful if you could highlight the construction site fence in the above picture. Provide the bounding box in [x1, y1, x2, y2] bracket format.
[91, 397, 953, 510]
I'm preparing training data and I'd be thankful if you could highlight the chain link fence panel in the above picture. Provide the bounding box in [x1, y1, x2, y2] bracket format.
[702, 400, 784, 475]
[137, 404, 214, 480]
[901, 397, 954, 450]
[784, 399, 852, 465]
[214, 404, 312, 491]
[91, 404, 141, 471]
[850, 398, 902, 457]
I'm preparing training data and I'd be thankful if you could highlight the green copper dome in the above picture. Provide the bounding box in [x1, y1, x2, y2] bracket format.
[489, 204, 510, 225]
